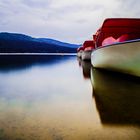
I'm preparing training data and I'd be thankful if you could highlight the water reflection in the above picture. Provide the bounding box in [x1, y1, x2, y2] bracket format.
[0, 55, 140, 140]
[0, 55, 75, 71]
[76, 59, 140, 139]
[91, 68, 140, 125]
[0, 55, 93, 140]
[77, 58, 91, 79]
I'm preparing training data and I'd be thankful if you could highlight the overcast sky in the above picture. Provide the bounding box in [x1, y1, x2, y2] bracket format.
[0, 0, 140, 44]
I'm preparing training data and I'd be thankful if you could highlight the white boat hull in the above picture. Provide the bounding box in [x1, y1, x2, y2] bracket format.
[81, 50, 92, 60]
[91, 39, 140, 77]
[77, 50, 83, 58]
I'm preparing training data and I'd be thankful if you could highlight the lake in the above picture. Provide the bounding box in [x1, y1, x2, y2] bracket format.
[0, 55, 140, 140]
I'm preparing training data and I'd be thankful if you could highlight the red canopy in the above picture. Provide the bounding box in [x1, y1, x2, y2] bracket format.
[83, 40, 95, 49]
[94, 18, 140, 47]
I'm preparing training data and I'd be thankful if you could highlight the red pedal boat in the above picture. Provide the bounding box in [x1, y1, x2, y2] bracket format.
[91, 18, 140, 77]
[77, 40, 95, 60]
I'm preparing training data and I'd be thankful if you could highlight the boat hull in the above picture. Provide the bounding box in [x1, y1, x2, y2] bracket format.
[91, 39, 140, 77]
[81, 50, 92, 60]
[77, 50, 83, 58]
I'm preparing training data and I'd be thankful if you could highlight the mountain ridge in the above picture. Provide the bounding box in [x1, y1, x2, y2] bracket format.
[0, 32, 80, 53]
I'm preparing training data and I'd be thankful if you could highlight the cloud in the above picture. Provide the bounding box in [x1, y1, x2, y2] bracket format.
[0, 0, 139, 43]
[115, 0, 140, 17]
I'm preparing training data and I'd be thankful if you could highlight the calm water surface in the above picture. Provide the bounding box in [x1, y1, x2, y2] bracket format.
[0, 55, 140, 140]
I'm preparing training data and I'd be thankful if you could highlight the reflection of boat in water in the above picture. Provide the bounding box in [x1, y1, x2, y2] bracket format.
[77, 57, 91, 79]
[91, 67, 140, 125]
[91, 18, 140, 77]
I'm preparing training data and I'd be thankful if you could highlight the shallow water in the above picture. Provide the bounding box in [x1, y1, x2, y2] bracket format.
[0, 55, 140, 140]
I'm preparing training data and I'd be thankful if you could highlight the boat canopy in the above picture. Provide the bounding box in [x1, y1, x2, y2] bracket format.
[95, 18, 140, 47]
[83, 40, 95, 49]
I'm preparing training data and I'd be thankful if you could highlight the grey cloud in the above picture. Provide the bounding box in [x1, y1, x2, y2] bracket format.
[0, 0, 140, 44]
[114, 0, 140, 17]
[21, 0, 52, 8]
